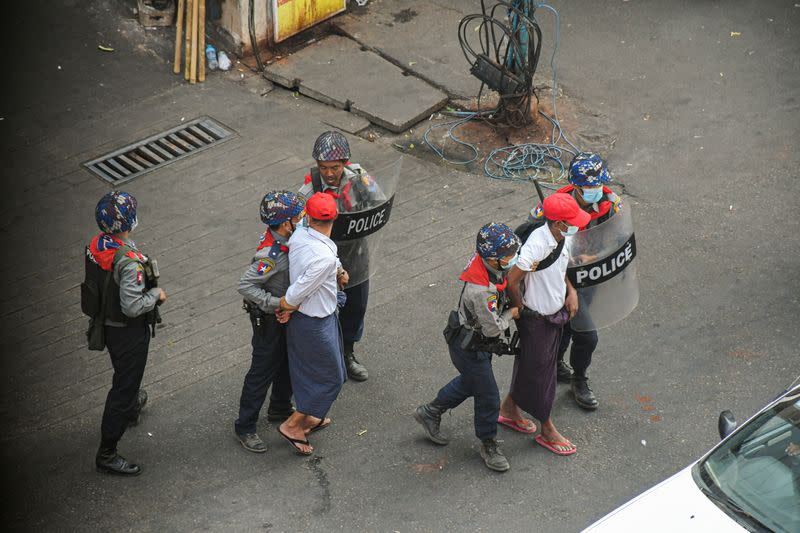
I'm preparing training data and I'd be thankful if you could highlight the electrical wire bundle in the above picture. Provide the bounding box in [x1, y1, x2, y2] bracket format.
[423, 2, 581, 188]
[459, 0, 541, 128]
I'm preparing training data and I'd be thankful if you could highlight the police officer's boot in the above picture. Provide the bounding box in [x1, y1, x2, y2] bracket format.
[344, 348, 369, 382]
[95, 437, 141, 476]
[128, 389, 148, 427]
[571, 373, 598, 410]
[557, 356, 573, 384]
[479, 438, 510, 472]
[266, 407, 295, 423]
[413, 403, 449, 445]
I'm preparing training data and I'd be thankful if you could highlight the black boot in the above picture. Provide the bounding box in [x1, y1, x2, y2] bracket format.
[557, 359, 573, 384]
[344, 349, 369, 382]
[128, 389, 148, 427]
[571, 374, 598, 410]
[266, 406, 295, 423]
[479, 438, 510, 472]
[95, 437, 141, 476]
[413, 403, 449, 445]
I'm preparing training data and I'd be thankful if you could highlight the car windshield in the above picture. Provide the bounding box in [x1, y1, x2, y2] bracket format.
[697, 390, 800, 533]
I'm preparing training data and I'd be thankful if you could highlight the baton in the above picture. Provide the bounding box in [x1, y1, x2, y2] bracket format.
[532, 178, 545, 203]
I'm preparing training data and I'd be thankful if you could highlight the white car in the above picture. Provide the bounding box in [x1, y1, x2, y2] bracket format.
[584, 381, 800, 533]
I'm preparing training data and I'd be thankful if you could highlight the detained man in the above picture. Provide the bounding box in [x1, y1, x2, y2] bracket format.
[277, 192, 349, 455]
[500, 193, 590, 456]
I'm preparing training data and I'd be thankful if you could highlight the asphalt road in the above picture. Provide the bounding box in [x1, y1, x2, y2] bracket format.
[1, 1, 799, 532]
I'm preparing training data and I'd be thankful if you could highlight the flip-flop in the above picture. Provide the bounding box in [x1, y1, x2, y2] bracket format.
[534, 435, 577, 456]
[278, 428, 313, 456]
[497, 415, 537, 434]
[308, 418, 332, 434]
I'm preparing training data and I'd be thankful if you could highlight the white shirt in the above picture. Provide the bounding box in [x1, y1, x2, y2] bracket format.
[284, 226, 340, 317]
[516, 223, 569, 315]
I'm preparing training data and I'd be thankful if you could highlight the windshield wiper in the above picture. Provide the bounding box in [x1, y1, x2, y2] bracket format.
[698, 486, 770, 532]
[696, 464, 770, 531]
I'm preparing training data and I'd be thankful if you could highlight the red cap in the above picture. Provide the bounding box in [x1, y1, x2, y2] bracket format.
[305, 192, 338, 220]
[542, 193, 591, 227]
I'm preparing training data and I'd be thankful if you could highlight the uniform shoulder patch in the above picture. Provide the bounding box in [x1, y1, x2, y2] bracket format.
[487, 294, 498, 313]
[256, 259, 275, 276]
[135, 267, 144, 286]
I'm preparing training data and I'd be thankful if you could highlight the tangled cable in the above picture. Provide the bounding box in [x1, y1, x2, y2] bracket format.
[423, 2, 581, 187]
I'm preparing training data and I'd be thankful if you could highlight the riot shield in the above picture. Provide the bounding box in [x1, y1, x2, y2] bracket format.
[565, 206, 638, 332]
[329, 157, 401, 286]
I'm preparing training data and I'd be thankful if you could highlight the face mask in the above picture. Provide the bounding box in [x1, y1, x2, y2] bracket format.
[561, 224, 578, 237]
[130, 217, 138, 232]
[500, 256, 518, 271]
[581, 187, 603, 204]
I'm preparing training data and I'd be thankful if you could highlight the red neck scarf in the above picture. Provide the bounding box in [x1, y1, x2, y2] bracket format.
[257, 230, 289, 253]
[88, 233, 142, 271]
[459, 253, 507, 291]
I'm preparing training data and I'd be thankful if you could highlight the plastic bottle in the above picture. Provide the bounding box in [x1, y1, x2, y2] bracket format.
[218, 51, 231, 71]
[205, 44, 218, 71]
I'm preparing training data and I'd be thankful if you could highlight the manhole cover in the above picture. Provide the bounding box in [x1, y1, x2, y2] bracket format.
[82, 116, 236, 184]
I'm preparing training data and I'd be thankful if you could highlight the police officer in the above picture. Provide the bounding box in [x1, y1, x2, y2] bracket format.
[86, 191, 166, 476]
[531, 152, 622, 410]
[414, 223, 521, 472]
[234, 191, 305, 453]
[298, 131, 384, 382]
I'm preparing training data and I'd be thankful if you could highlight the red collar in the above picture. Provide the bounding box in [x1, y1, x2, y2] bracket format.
[459, 253, 507, 291]
[257, 230, 289, 253]
[88, 233, 142, 271]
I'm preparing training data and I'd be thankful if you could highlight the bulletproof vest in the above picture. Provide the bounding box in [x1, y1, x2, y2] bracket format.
[309, 167, 370, 211]
[81, 245, 144, 324]
[585, 193, 616, 229]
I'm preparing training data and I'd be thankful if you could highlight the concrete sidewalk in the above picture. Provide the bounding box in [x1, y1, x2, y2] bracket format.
[2, 1, 800, 532]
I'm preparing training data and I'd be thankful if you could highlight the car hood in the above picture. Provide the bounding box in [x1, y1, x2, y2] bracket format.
[583, 465, 743, 532]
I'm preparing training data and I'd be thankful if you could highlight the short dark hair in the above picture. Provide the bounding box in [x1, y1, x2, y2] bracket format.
[268, 223, 283, 231]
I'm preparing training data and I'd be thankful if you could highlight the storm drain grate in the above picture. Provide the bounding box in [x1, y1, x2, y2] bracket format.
[82, 116, 236, 184]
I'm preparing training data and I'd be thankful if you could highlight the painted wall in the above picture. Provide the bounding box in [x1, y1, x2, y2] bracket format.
[216, 0, 345, 53]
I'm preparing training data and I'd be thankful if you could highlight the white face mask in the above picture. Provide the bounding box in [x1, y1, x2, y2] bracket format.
[561, 223, 578, 236]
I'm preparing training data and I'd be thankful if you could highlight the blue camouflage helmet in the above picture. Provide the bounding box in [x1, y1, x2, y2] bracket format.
[569, 152, 612, 186]
[476, 223, 521, 260]
[312, 131, 350, 162]
[260, 190, 306, 225]
[95, 191, 138, 233]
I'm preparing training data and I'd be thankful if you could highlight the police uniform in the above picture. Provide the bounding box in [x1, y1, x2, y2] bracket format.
[299, 162, 385, 373]
[235, 229, 294, 437]
[434, 253, 514, 440]
[414, 223, 520, 472]
[85, 226, 160, 475]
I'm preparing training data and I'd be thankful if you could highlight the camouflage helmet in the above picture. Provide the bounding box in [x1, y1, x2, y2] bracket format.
[260, 190, 306, 225]
[476, 223, 521, 260]
[312, 131, 350, 162]
[95, 191, 138, 233]
[568, 152, 611, 186]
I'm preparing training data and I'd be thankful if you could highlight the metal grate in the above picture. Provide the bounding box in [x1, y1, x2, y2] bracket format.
[82, 116, 236, 184]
